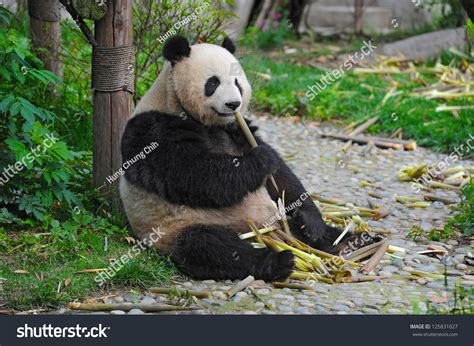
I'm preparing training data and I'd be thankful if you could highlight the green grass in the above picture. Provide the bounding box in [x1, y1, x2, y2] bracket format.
[445, 180, 474, 237]
[0, 225, 175, 310]
[241, 52, 474, 157]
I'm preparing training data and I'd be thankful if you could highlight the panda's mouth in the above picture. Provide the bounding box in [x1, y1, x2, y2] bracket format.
[211, 107, 234, 117]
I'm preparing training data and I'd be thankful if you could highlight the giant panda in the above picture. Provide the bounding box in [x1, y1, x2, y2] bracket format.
[119, 35, 356, 281]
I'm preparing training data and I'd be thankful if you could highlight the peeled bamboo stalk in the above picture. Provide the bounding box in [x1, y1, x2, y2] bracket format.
[149, 287, 210, 299]
[68, 302, 200, 312]
[227, 275, 255, 299]
[333, 221, 355, 246]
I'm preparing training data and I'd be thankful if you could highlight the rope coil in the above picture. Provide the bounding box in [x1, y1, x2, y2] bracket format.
[92, 45, 135, 94]
[28, 0, 65, 22]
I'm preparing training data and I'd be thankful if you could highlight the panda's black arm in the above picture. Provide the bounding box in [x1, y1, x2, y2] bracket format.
[121, 112, 279, 209]
[249, 127, 333, 248]
[154, 140, 279, 208]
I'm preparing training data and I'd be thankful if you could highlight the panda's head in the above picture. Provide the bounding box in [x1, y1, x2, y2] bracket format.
[162, 36, 251, 126]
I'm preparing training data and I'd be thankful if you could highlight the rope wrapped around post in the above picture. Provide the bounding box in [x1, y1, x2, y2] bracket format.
[92, 45, 135, 94]
[28, 0, 65, 22]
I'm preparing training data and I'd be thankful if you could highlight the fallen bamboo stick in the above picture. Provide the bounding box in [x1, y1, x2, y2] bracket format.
[348, 116, 379, 136]
[321, 133, 405, 150]
[388, 128, 402, 139]
[68, 302, 200, 312]
[272, 282, 313, 290]
[422, 194, 456, 205]
[149, 287, 211, 299]
[227, 275, 255, 299]
[348, 275, 386, 283]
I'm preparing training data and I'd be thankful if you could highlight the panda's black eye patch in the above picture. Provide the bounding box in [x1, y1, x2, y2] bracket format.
[205, 76, 220, 96]
[235, 78, 242, 96]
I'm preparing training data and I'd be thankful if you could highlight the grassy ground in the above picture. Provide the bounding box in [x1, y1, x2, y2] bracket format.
[240, 46, 473, 157]
[0, 218, 175, 310]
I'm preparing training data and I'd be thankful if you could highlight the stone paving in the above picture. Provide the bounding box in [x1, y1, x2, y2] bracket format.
[61, 115, 473, 315]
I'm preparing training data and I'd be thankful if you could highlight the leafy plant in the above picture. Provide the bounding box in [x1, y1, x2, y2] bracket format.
[133, 0, 236, 99]
[445, 180, 474, 237]
[0, 9, 81, 222]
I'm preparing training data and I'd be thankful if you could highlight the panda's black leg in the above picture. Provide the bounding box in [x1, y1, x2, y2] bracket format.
[171, 225, 295, 281]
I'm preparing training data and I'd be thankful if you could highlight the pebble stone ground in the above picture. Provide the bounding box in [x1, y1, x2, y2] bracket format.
[61, 115, 473, 315]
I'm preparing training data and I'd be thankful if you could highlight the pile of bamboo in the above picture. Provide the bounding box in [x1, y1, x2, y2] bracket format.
[240, 225, 402, 285]
[355, 52, 474, 99]
[398, 164, 474, 191]
[239, 193, 405, 285]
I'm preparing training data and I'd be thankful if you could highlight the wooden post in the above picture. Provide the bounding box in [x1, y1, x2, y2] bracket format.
[92, 0, 133, 192]
[354, 0, 364, 35]
[28, 0, 64, 78]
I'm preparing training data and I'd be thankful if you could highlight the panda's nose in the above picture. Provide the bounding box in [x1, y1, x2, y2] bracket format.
[225, 101, 241, 111]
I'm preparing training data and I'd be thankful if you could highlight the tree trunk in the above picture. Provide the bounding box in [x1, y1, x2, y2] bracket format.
[92, 0, 133, 192]
[354, 0, 364, 34]
[461, 0, 474, 20]
[27, 0, 63, 78]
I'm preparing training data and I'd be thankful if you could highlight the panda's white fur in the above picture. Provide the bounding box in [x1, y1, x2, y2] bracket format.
[120, 41, 277, 254]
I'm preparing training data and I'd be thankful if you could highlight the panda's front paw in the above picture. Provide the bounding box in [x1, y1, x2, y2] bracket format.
[256, 250, 294, 282]
[249, 145, 281, 174]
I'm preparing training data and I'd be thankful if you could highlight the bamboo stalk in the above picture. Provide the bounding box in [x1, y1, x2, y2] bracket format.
[234, 111, 278, 191]
[348, 116, 379, 136]
[249, 287, 273, 309]
[333, 221, 355, 246]
[227, 275, 255, 299]
[348, 275, 386, 283]
[272, 282, 313, 290]
[239, 226, 275, 240]
[322, 133, 404, 150]
[310, 194, 345, 205]
[247, 219, 264, 245]
[68, 302, 200, 312]
[149, 287, 210, 299]
[422, 194, 456, 205]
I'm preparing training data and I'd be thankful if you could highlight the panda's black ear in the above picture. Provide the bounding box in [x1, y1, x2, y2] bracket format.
[163, 36, 191, 64]
[222, 36, 236, 54]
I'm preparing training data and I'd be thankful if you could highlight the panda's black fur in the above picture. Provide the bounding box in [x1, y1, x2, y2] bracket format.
[120, 36, 354, 281]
